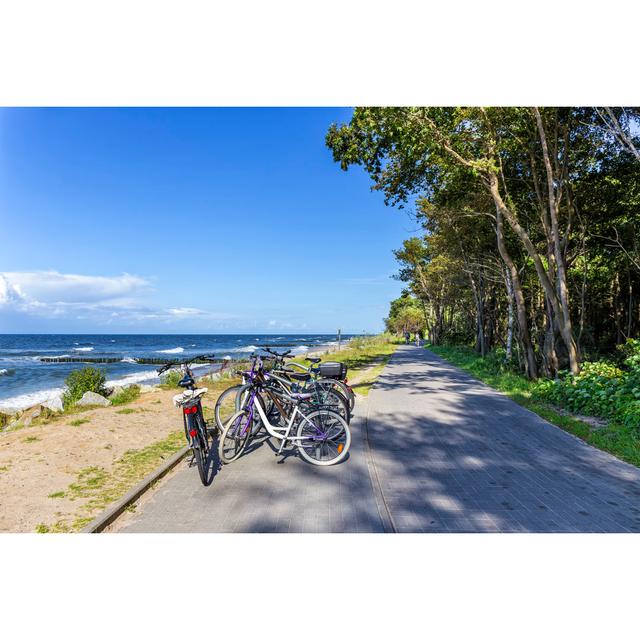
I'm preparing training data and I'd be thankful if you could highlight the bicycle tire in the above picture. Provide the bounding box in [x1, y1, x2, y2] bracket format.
[306, 384, 351, 423]
[218, 410, 252, 464]
[296, 408, 351, 466]
[313, 378, 355, 413]
[214, 384, 244, 431]
[193, 440, 208, 485]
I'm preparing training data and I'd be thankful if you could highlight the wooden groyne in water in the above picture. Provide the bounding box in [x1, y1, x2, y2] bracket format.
[39, 356, 229, 365]
[38, 344, 317, 365]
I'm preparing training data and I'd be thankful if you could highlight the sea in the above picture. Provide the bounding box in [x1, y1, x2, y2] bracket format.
[0, 334, 347, 411]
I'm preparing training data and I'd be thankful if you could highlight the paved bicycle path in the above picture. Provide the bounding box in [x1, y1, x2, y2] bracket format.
[117, 401, 385, 533]
[366, 345, 640, 532]
[118, 345, 640, 533]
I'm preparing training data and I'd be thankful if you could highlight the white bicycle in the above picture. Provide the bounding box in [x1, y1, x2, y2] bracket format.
[218, 357, 351, 466]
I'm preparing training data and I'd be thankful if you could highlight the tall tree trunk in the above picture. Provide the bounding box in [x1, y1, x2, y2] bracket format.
[627, 272, 634, 339]
[495, 206, 538, 378]
[488, 172, 570, 375]
[533, 108, 580, 374]
[503, 266, 514, 360]
[542, 296, 559, 377]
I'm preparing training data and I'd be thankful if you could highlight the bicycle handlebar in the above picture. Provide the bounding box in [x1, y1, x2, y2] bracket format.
[156, 353, 217, 375]
[261, 347, 293, 359]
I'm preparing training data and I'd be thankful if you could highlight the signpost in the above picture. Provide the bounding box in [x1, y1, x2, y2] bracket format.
[337, 328, 341, 351]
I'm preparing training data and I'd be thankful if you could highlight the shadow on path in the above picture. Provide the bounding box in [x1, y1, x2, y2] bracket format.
[366, 346, 640, 533]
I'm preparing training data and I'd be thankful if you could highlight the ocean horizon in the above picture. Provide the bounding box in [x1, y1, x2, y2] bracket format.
[0, 333, 352, 411]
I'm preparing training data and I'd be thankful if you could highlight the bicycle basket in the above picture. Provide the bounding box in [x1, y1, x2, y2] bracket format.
[318, 361, 347, 379]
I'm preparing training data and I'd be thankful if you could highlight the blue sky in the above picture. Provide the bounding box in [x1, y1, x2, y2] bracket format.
[0, 108, 414, 334]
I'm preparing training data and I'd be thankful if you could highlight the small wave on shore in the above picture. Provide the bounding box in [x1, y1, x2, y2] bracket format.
[73, 347, 94, 352]
[0, 368, 15, 377]
[0, 387, 64, 412]
[156, 347, 184, 354]
[292, 345, 309, 354]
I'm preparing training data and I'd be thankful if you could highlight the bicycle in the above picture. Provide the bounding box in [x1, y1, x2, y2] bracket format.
[271, 349, 356, 414]
[216, 350, 351, 431]
[257, 347, 354, 414]
[157, 353, 218, 486]
[219, 355, 351, 466]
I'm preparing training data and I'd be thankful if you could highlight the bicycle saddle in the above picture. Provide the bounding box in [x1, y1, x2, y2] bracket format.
[305, 356, 321, 363]
[287, 372, 311, 381]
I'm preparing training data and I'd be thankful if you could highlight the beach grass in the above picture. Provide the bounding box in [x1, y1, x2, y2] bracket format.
[38, 430, 185, 532]
[110, 385, 141, 406]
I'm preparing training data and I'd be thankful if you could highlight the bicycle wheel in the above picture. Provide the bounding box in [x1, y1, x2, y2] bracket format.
[307, 384, 350, 424]
[215, 384, 244, 431]
[196, 410, 211, 449]
[189, 415, 210, 485]
[193, 439, 208, 485]
[296, 409, 351, 466]
[218, 410, 252, 464]
[335, 380, 356, 413]
[314, 378, 355, 414]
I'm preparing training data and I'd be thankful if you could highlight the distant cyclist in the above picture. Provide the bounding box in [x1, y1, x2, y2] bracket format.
[415, 332, 421, 347]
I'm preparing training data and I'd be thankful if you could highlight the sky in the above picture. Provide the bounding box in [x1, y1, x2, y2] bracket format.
[0, 108, 415, 334]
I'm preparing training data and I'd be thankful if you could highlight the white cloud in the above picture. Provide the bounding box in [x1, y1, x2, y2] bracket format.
[0, 274, 27, 305]
[167, 307, 205, 317]
[1, 271, 151, 304]
[0, 271, 234, 326]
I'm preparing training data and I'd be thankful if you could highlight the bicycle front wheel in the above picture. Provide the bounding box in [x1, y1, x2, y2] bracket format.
[218, 410, 252, 464]
[215, 384, 245, 432]
[296, 409, 351, 466]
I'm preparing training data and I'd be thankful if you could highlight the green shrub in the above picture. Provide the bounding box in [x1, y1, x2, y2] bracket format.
[110, 385, 141, 406]
[534, 341, 640, 432]
[62, 367, 107, 409]
[160, 370, 183, 389]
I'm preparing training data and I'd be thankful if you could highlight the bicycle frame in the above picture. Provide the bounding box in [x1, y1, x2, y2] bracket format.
[238, 386, 331, 453]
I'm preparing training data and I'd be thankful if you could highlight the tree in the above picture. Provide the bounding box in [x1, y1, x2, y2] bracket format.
[327, 107, 640, 377]
[384, 293, 424, 336]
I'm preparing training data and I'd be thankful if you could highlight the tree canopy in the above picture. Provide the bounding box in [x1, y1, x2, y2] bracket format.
[327, 107, 640, 378]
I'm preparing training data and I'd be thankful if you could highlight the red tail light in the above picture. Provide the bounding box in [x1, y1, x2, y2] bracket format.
[189, 429, 197, 437]
[183, 406, 198, 414]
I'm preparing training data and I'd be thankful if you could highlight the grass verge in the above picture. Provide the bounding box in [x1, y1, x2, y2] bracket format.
[36, 430, 185, 532]
[428, 344, 640, 468]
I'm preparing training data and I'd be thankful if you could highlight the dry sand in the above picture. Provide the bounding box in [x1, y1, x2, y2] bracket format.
[0, 387, 192, 532]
